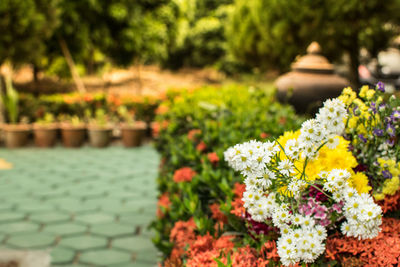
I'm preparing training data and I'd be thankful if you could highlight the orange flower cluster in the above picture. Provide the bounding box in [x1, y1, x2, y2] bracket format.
[196, 141, 207, 152]
[157, 193, 171, 218]
[231, 183, 246, 218]
[377, 190, 400, 213]
[326, 218, 400, 266]
[207, 152, 219, 165]
[63, 93, 97, 104]
[173, 167, 197, 183]
[169, 218, 197, 260]
[187, 129, 201, 141]
[209, 203, 227, 224]
[186, 234, 277, 267]
[152, 120, 169, 138]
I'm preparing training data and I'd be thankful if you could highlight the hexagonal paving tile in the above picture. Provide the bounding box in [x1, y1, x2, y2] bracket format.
[134, 249, 158, 264]
[91, 222, 135, 238]
[119, 214, 153, 227]
[79, 248, 132, 266]
[75, 213, 115, 225]
[0, 222, 39, 234]
[51, 246, 76, 264]
[43, 223, 87, 237]
[30, 211, 71, 224]
[59, 235, 107, 251]
[0, 234, 5, 243]
[6, 232, 55, 248]
[0, 211, 26, 223]
[113, 236, 155, 252]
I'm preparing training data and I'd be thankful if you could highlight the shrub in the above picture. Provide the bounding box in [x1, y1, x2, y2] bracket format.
[151, 84, 304, 258]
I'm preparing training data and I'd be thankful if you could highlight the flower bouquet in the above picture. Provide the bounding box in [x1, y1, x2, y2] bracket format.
[224, 98, 382, 266]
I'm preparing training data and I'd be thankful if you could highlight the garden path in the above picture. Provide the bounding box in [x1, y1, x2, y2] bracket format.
[0, 146, 159, 266]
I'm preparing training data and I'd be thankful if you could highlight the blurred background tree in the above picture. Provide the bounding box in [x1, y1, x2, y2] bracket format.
[1, 0, 400, 86]
[227, 0, 400, 85]
[0, 0, 59, 76]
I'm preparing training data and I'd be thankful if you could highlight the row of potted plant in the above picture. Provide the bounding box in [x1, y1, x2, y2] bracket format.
[0, 78, 152, 148]
[2, 110, 147, 148]
[18, 91, 162, 124]
[153, 83, 400, 266]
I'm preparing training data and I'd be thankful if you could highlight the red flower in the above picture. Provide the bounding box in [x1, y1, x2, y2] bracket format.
[196, 141, 207, 152]
[156, 193, 171, 218]
[207, 152, 219, 165]
[260, 132, 270, 139]
[173, 167, 197, 183]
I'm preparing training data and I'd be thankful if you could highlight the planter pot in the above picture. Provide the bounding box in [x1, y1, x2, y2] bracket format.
[88, 126, 112, 148]
[60, 123, 86, 148]
[33, 123, 59, 147]
[2, 124, 31, 148]
[120, 122, 146, 147]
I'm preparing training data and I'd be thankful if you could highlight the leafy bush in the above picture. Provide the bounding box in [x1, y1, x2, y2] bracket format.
[151, 84, 305, 258]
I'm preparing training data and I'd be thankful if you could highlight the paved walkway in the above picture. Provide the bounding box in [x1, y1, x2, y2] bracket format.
[0, 146, 160, 266]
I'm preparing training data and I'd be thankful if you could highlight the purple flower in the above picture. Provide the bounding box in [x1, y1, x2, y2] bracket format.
[387, 123, 396, 137]
[382, 170, 392, 179]
[387, 138, 395, 146]
[391, 110, 400, 121]
[376, 81, 385, 92]
[370, 102, 377, 114]
[373, 128, 384, 136]
[358, 134, 367, 143]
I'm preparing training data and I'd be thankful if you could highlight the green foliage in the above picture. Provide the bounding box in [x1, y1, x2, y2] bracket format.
[152, 85, 305, 257]
[0, 77, 19, 123]
[35, 113, 56, 125]
[0, 0, 59, 66]
[227, 0, 400, 80]
[163, 0, 233, 69]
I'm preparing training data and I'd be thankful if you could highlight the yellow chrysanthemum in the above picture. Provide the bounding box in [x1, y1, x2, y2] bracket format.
[349, 171, 371, 194]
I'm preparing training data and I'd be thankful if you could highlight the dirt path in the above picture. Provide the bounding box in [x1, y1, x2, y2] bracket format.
[12, 65, 225, 96]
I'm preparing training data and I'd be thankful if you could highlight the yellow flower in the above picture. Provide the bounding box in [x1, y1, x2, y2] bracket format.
[366, 89, 375, 100]
[359, 85, 369, 98]
[373, 193, 385, 201]
[348, 117, 358, 129]
[349, 172, 371, 194]
[382, 176, 400, 195]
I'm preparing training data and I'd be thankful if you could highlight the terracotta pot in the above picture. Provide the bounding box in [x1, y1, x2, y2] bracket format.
[88, 125, 112, 148]
[2, 124, 32, 148]
[60, 123, 86, 148]
[33, 123, 59, 147]
[120, 122, 146, 147]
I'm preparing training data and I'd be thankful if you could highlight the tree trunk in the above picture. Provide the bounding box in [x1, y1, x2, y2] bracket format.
[58, 38, 86, 94]
[135, 59, 142, 95]
[348, 40, 360, 89]
[33, 64, 39, 83]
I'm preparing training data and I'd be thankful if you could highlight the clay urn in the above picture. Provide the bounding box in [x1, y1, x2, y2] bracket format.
[275, 42, 350, 113]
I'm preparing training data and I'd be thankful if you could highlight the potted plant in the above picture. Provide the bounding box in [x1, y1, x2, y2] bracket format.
[33, 113, 58, 147]
[118, 106, 146, 147]
[60, 115, 86, 148]
[0, 77, 31, 148]
[87, 109, 113, 148]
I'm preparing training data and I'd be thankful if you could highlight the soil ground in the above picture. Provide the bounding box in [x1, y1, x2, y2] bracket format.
[11, 65, 227, 96]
